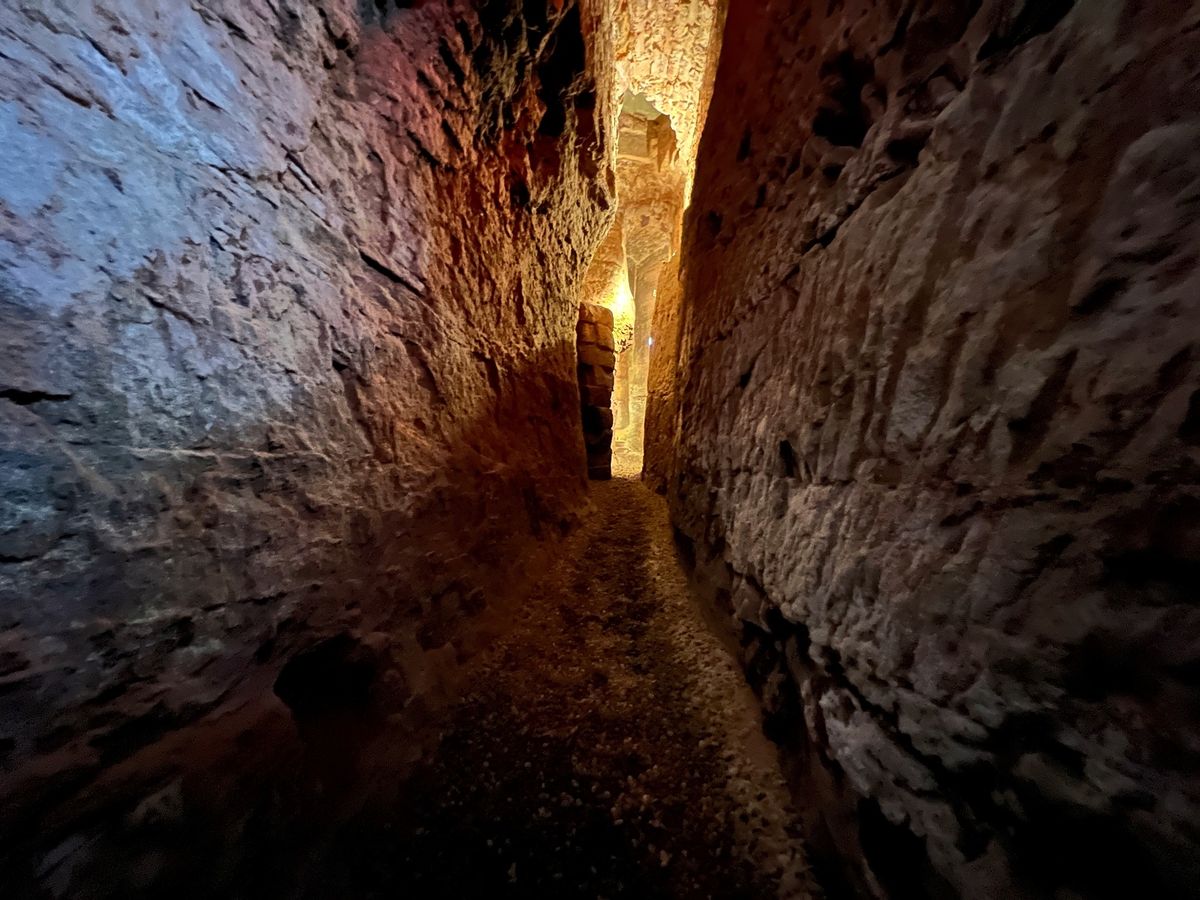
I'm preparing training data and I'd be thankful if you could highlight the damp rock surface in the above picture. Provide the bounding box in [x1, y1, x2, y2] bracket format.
[304, 476, 816, 899]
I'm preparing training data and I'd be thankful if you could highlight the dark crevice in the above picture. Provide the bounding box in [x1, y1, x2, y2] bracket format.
[534, 4, 585, 138]
[0, 388, 72, 405]
[1007, 349, 1078, 464]
[811, 52, 878, 148]
[1181, 389, 1200, 445]
[1071, 275, 1127, 316]
[978, 0, 1076, 61]
[737, 127, 752, 161]
[779, 440, 798, 478]
[274, 634, 379, 720]
[358, 249, 424, 295]
[437, 37, 467, 89]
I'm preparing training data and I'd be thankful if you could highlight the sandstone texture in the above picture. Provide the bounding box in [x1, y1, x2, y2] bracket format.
[0, 1, 616, 893]
[611, 103, 685, 466]
[612, 0, 726, 192]
[660, 1, 1200, 897]
[588, 0, 724, 474]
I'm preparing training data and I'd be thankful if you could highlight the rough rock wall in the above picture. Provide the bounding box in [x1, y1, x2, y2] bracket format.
[630, 0, 726, 480]
[618, 109, 684, 271]
[0, 0, 614, 894]
[667, 1, 1200, 897]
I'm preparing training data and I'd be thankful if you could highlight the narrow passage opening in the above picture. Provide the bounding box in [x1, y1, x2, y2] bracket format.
[579, 90, 695, 477]
[577, 0, 724, 480]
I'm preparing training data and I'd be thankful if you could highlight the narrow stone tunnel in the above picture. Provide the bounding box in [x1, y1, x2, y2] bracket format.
[1, 2, 1199, 898]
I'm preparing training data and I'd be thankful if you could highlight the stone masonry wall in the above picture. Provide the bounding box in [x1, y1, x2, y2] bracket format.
[666, 1, 1200, 897]
[0, 1, 615, 894]
[578, 301, 616, 479]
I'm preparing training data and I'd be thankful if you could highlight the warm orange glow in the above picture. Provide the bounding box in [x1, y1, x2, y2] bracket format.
[611, 0, 726, 199]
[601, 263, 636, 353]
[588, 0, 725, 478]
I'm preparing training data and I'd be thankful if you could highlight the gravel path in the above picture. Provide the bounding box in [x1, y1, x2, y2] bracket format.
[310, 476, 817, 898]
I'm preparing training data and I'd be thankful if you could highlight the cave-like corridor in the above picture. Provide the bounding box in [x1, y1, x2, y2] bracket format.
[3, 2, 1200, 898]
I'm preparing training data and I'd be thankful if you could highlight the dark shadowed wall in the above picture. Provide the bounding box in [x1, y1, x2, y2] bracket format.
[653, 1, 1200, 896]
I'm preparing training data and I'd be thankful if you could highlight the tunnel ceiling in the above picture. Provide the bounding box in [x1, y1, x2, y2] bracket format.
[612, 0, 726, 193]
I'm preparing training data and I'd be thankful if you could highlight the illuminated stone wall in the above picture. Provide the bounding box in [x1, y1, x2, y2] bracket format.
[577, 302, 617, 479]
[620, 0, 725, 477]
[611, 105, 685, 468]
[0, 1, 616, 893]
[613, 0, 727, 191]
[580, 214, 635, 352]
[644, 256, 685, 492]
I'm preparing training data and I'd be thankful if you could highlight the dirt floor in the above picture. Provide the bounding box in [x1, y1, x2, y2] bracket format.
[305, 475, 816, 899]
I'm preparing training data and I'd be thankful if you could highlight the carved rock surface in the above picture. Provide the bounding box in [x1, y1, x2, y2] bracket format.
[665, 1, 1200, 897]
[0, 0, 614, 893]
[612, 0, 725, 188]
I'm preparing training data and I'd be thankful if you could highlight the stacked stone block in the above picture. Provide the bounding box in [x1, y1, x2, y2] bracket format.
[577, 302, 617, 479]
